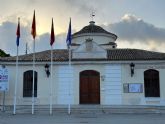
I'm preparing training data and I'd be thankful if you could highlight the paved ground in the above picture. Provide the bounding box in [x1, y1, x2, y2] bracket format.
[0, 112, 165, 124]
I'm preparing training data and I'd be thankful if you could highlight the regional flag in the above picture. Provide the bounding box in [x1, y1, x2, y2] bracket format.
[16, 18, 20, 46]
[50, 18, 55, 46]
[66, 18, 71, 46]
[31, 10, 36, 39]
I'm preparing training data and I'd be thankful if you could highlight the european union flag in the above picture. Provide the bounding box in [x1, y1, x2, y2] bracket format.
[66, 18, 71, 47]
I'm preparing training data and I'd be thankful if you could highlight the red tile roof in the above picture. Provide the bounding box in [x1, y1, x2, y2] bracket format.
[1, 49, 165, 62]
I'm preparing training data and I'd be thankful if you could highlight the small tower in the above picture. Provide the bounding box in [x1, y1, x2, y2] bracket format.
[72, 13, 118, 49]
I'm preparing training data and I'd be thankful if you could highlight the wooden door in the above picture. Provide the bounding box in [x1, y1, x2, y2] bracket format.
[80, 70, 100, 104]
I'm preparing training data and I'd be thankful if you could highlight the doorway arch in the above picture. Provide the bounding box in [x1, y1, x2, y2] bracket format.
[144, 69, 160, 97]
[79, 70, 100, 104]
[23, 70, 38, 97]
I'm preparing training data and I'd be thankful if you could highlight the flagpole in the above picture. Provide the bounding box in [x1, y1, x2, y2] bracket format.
[49, 18, 54, 115]
[32, 39, 35, 115]
[50, 46, 53, 115]
[13, 46, 18, 114]
[68, 45, 71, 114]
[31, 10, 36, 115]
[13, 18, 20, 115]
[66, 18, 71, 114]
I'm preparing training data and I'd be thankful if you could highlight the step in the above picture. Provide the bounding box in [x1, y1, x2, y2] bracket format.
[1, 105, 165, 114]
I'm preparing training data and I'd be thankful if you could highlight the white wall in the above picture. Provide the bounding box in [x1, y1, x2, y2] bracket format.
[72, 34, 116, 45]
[57, 65, 74, 104]
[0, 64, 58, 105]
[1, 62, 165, 106]
[121, 63, 165, 105]
[103, 65, 122, 105]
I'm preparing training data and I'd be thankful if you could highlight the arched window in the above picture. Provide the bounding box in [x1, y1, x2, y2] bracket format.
[23, 70, 37, 97]
[144, 69, 160, 97]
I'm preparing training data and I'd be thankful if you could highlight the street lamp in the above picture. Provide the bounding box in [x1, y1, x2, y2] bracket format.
[130, 63, 135, 77]
[45, 64, 50, 77]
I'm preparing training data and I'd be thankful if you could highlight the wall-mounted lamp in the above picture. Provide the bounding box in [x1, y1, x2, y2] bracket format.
[130, 62, 135, 77]
[101, 75, 105, 81]
[45, 64, 50, 77]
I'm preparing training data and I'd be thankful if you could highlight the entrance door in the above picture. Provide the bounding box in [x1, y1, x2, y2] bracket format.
[80, 70, 100, 104]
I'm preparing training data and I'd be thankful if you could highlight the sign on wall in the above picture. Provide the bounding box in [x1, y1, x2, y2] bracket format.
[129, 83, 143, 93]
[0, 67, 9, 91]
[123, 83, 143, 93]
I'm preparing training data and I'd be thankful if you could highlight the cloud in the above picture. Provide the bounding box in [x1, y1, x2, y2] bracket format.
[0, 21, 31, 55]
[1, 13, 165, 56]
[101, 14, 165, 52]
[103, 14, 165, 44]
[63, 0, 96, 14]
[0, 19, 67, 56]
[35, 33, 67, 52]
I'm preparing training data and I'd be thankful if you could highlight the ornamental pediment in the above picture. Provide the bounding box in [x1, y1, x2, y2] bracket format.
[72, 38, 107, 59]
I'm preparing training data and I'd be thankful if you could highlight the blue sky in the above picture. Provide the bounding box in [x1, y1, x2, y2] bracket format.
[0, 0, 165, 55]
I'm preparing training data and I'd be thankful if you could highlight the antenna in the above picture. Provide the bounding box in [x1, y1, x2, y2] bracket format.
[25, 43, 28, 54]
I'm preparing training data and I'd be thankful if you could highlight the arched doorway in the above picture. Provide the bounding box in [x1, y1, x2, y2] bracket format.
[23, 70, 38, 97]
[80, 70, 100, 104]
[144, 69, 160, 97]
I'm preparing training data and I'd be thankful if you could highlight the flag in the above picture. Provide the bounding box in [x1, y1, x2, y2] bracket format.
[66, 18, 71, 46]
[50, 18, 55, 46]
[31, 10, 36, 39]
[16, 18, 20, 46]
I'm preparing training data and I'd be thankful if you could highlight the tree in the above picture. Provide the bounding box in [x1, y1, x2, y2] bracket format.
[0, 49, 10, 57]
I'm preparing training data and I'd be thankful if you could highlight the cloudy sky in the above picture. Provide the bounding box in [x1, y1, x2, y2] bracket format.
[0, 0, 165, 56]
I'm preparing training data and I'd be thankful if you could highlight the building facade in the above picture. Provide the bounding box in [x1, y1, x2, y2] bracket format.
[1, 21, 165, 106]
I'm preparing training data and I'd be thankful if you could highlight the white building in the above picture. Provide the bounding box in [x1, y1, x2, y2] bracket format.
[1, 21, 165, 106]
